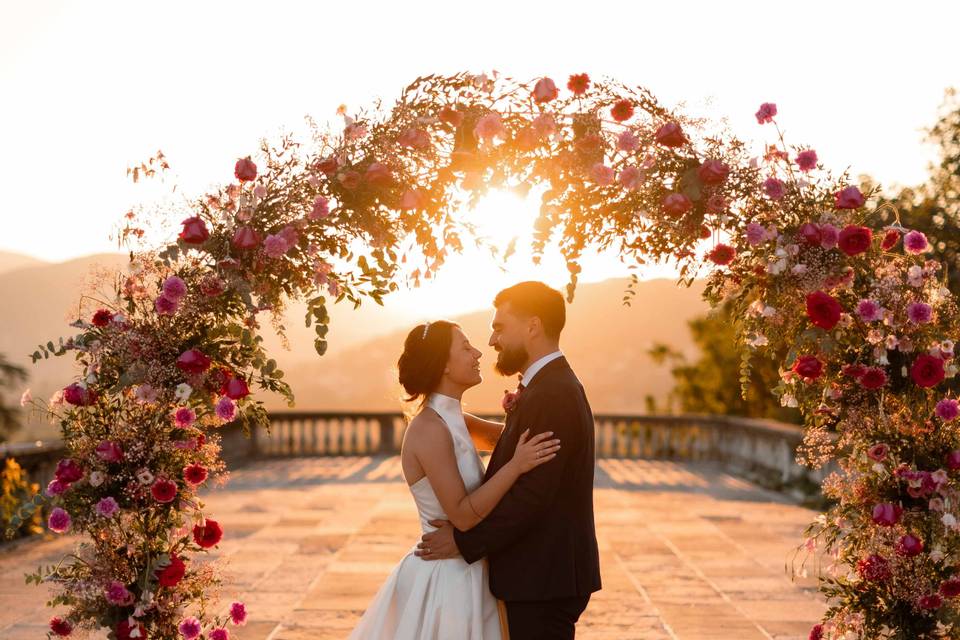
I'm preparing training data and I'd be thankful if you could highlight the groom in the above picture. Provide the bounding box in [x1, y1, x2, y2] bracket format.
[416, 281, 601, 638]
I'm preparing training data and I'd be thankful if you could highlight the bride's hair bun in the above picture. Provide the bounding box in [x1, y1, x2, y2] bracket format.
[398, 320, 458, 403]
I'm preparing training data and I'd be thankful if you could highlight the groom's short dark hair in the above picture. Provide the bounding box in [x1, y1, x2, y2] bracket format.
[494, 281, 565, 339]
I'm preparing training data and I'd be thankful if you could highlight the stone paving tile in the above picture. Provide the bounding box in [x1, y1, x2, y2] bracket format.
[1, 457, 827, 639]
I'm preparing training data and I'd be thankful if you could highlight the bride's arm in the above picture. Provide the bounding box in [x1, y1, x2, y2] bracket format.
[412, 413, 559, 532]
[463, 413, 504, 451]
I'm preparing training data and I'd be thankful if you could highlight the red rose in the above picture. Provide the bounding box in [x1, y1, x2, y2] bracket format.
[231, 226, 261, 250]
[805, 291, 841, 330]
[193, 519, 224, 548]
[792, 355, 823, 380]
[116, 619, 147, 640]
[314, 156, 339, 174]
[919, 594, 943, 610]
[610, 99, 634, 122]
[837, 225, 872, 256]
[834, 185, 865, 209]
[439, 106, 464, 127]
[911, 354, 945, 388]
[176, 349, 212, 375]
[706, 244, 736, 266]
[798, 222, 821, 246]
[63, 383, 97, 407]
[654, 122, 687, 147]
[880, 228, 900, 251]
[940, 579, 960, 598]
[567, 73, 590, 95]
[364, 162, 394, 188]
[947, 450, 960, 470]
[92, 309, 114, 327]
[156, 553, 186, 587]
[532, 77, 559, 103]
[697, 159, 730, 186]
[661, 193, 692, 217]
[859, 368, 887, 390]
[178, 216, 210, 244]
[54, 458, 83, 484]
[224, 377, 250, 400]
[809, 624, 823, 640]
[871, 503, 902, 526]
[151, 478, 178, 503]
[895, 534, 924, 557]
[234, 156, 257, 182]
[50, 617, 73, 637]
[841, 364, 866, 379]
[184, 463, 208, 486]
[857, 553, 891, 582]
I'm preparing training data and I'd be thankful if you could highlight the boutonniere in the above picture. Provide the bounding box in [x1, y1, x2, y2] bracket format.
[502, 388, 521, 414]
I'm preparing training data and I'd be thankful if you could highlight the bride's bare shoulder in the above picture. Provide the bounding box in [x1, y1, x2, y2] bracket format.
[405, 409, 451, 446]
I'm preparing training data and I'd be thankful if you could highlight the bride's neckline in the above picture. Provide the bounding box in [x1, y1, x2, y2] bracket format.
[427, 392, 462, 415]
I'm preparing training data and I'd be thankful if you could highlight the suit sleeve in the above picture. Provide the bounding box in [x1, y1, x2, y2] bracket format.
[453, 389, 580, 563]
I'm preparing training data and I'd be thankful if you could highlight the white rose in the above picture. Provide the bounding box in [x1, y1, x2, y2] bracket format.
[174, 383, 193, 402]
[89, 471, 105, 487]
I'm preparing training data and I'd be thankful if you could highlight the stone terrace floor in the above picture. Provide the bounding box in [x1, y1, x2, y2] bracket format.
[1, 456, 827, 639]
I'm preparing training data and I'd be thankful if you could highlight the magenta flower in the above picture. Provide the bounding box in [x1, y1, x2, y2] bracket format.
[104, 581, 133, 606]
[818, 223, 839, 249]
[755, 102, 777, 124]
[762, 177, 785, 200]
[310, 196, 329, 220]
[216, 397, 237, 422]
[45, 479, 67, 497]
[263, 234, 290, 259]
[229, 602, 247, 626]
[162, 276, 188, 302]
[178, 617, 202, 640]
[590, 163, 614, 186]
[95, 497, 119, 518]
[856, 299, 883, 323]
[795, 149, 818, 172]
[936, 398, 959, 422]
[907, 301, 933, 324]
[209, 629, 229, 640]
[904, 230, 929, 255]
[155, 295, 179, 316]
[48, 507, 71, 533]
[174, 407, 197, 428]
[95, 440, 123, 463]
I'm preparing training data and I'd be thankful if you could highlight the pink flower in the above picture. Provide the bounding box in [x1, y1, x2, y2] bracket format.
[895, 534, 924, 557]
[618, 166, 643, 190]
[55, 458, 84, 484]
[63, 383, 97, 406]
[867, 443, 888, 461]
[755, 102, 777, 124]
[762, 177, 785, 200]
[95, 497, 119, 518]
[919, 594, 944, 610]
[936, 399, 959, 421]
[224, 377, 250, 400]
[903, 230, 929, 254]
[818, 223, 839, 249]
[397, 127, 431, 149]
[706, 244, 737, 266]
[135, 384, 158, 403]
[96, 440, 123, 463]
[697, 159, 730, 186]
[234, 157, 257, 182]
[532, 77, 558, 103]
[654, 122, 687, 147]
[210, 629, 229, 640]
[399, 189, 425, 211]
[860, 368, 888, 390]
[45, 479, 67, 497]
[310, 196, 330, 219]
[179, 616, 202, 640]
[155, 295, 179, 316]
[151, 478, 178, 503]
[229, 602, 248, 626]
[907, 301, 933, 324]
[216, 397, 237, 422]
[661, 193, 692, 217]
[162, 276, 188, 302]
[856, 299, 883, 323]
[590, 163, 614, 186]
[834, 186, 865, 209]
[745, 223, 766, 246]
[105, 581, 134, 606]
[947, 450, 960, 470]
[184, 463, 208, 486]
[795, 149, 818, 172]
[179, 216, 210, 244]
[792, 355, 823, 380]
[231, 226, 261, 250]
[871, 503, 902, 526]
[617, 130, 639, 152]
[174, 407, 196, 428]
[263, 234, 290, 259]
[176, 349, 212, 375]
[48, 507, 71, 533]
[474, 112, 505, 142]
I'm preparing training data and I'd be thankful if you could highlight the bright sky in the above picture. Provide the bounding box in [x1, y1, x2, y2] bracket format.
[2, 0, 959, 316]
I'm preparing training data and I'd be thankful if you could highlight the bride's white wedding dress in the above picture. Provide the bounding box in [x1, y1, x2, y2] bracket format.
[348, 393, 504, 639]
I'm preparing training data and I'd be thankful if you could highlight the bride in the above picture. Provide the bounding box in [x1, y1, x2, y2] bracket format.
[348, 320, 560, 639]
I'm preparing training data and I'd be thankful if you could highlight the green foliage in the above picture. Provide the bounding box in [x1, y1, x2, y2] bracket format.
[1, 458, 43, 540]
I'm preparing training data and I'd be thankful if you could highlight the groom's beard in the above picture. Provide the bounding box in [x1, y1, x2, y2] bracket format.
[494, 344, 529, 377]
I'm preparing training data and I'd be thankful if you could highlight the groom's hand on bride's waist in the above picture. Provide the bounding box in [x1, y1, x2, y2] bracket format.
[415, 520, 461, 561]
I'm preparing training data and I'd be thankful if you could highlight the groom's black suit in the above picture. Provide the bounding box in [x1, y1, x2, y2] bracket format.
[453, 356, 601, 639]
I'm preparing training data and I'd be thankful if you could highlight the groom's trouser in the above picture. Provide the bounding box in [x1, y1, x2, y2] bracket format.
[505, 595, 590, 639]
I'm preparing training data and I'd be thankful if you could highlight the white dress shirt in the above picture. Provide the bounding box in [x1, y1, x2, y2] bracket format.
[519, 350, 564, 388]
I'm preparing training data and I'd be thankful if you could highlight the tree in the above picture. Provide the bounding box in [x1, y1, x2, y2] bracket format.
[0, 353, 28, 442]
[649, 304, 801, 423]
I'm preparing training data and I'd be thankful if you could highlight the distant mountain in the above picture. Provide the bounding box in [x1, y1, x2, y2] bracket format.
[274, 278, 707, 414]
[0, 252, 709, 441]
[0, 250, 46, 275]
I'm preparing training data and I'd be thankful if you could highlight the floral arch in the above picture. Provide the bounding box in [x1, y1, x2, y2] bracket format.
[12, 73, 960, 640]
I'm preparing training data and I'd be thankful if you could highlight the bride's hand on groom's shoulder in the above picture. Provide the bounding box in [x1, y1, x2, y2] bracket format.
[509, 429, 561, 474]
